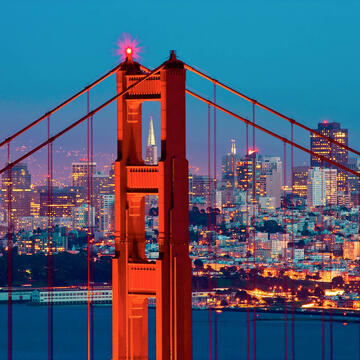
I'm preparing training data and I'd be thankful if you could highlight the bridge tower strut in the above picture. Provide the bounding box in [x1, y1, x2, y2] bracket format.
[112, 50, 192, 360]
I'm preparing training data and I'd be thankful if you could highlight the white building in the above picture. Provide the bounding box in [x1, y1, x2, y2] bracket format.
[307, 167, 337, 207]
[100, 194, 115, 234]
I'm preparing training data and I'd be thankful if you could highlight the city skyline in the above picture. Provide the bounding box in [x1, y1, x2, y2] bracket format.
[2, 2, 360, 359]
[1, 2, 360, 177]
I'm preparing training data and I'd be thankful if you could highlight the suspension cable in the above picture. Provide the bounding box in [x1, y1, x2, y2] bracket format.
[87, 90, 94, 360]
[246, 121, 250, 360]
[0, 64, 165, 175]
[283, 141, 288, 360]
[213, 82, 218, 360]
[290, 123, 295, 360]
[0, 64, 123, 148]
[47, 116, 54, 360]
[252, 103, 256, 360]
[207, 102, 212, 360]
[185, 90, 360, 179]
[184, 63, 360, 158]
[7, 142, 12, 360]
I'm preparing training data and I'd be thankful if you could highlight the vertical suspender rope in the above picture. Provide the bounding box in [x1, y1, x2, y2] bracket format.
[90, 106, 94, 356]
[329, 145, 333, 360]
[252, 103, 256, 360]
[246, 122, 250, 360]
[283, 141, 288, 360]
[87, 90, 94, 360]
[320, 160, 325, 360]
[7, 142, 12, 360]
[213, 82, 218, 360]
[47, 115, 54, 360]
[207, 102, 212, 360]
[290, 123, 295, 360]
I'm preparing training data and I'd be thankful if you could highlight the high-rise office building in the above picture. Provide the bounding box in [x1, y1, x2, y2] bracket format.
[100, 194, 115, 235]
[348, 157, 359, 206]
[222, 139, 239, 188]
[72, 162, 96, 188]
[307, 167, 337, 207]
[1, 163, 32, 228]
[145, 116, 158, 165]
[292, 166, 309, 198]
[310, 121, 348, 193]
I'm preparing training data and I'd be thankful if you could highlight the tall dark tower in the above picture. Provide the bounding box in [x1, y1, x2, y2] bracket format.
[112, 49, 192, 359]
[310, 121, 349, 195]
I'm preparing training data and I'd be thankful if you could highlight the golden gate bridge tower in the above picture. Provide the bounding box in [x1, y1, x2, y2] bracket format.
[112, 50, 193, 359]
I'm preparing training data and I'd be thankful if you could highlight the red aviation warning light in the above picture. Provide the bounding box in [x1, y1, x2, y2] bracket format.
[116, 33, 142, 61]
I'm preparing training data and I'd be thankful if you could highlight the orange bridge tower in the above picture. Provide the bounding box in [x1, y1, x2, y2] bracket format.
[112, 51, 192, 359]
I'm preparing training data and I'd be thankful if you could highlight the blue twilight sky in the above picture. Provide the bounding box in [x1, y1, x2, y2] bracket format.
[0, 0, 360, 180]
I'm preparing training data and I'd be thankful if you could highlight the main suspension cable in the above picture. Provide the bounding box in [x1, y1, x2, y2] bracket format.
[185, 90, 360, 179]
[184, 63, 360, 158]
[0, 64, 123, 148]
[0, 64, 165, 175]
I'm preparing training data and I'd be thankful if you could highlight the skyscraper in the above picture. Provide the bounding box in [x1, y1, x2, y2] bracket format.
[307, 167, 337, 207]
[1, 163, 32, 229]
[292, 166, 309, 198]
[310, 121, 348, 193]
[145, 116, 158, 165]
[72, 161, 96, 188]
[222, 139, 239, 188]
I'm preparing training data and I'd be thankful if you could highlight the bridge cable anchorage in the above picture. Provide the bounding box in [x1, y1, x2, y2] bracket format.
[47, 115, 54, 360]
[7, 142, 12, 360]
[185, 89, 360, 179]
[0, 64, 123, 148]
[184, 63, 360, 158]
[0, 64, 165, 176]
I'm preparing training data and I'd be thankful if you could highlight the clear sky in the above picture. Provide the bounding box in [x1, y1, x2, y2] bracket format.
[0, 0, 359, 179]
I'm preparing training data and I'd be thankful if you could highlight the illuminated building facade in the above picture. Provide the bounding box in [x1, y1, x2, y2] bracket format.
[72, 161, 96, 188]
[1, 163, 32, 229]
[100, 194, 114, 234]
[307, 167, 337, 207]
[310, 121, 348, 194]
[93, 171, 113, 224]
[222, 139, 239, 188]
[343, 237, 360, 260]
[71, 203, 95, 230]
[38, 186, 85, 217]
[191, 175, 210, 198]
[292, 166, 309, 198]
[348, 157, 360, 206]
